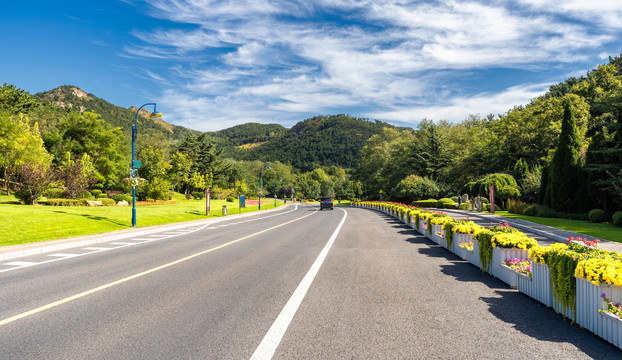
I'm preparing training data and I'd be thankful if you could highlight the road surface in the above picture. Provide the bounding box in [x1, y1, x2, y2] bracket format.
[0, 204, 618, 359]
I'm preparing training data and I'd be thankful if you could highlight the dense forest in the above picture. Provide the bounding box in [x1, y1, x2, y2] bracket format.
[1, 53, 621, 221]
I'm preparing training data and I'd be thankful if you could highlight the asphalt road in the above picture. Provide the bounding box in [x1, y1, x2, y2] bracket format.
[0, 204, 619, 359]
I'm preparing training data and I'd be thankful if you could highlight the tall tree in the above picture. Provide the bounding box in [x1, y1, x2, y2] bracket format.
[545, 99, 585, 212]
[0, 113, 51, 194]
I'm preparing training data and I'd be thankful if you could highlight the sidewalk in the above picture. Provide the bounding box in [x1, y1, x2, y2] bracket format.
[440, 208, 622, 252]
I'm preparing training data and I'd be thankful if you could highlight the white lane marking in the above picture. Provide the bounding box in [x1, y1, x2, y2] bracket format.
[82, 247, 113, 251]
[48, 253, 80, 258]
[250, 208, 348, 360]
[3, 261, 38, 267]
[110, 242, 138, 245]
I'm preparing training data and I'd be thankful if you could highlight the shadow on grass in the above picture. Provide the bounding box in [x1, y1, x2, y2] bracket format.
[480, 290, 619, 356]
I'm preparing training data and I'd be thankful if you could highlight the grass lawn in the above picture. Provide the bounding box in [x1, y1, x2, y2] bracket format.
[495, 211, 622, 243]
[0, 194, 284, 247]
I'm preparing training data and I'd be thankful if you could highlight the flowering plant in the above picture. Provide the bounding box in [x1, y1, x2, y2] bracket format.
[491, 232, 538, 250]
[503, 258, 532, 276]
[568, 237, 600, 248]
[599, 293, 622, 319]
[528, 243, 567, 264]
[489, 222, 519, 233]
[575, 257, 622, 286]
[459, 239, 474, 251]
[451, 220, 481, 234]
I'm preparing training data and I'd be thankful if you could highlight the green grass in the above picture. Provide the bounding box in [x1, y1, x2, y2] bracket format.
[494, 211, 622, 242]
[0, 194, 284, 247]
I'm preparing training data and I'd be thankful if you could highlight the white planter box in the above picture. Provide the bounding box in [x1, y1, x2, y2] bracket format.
[409, 216, 416, 229]
[431, 224, 444, 245]
[576, 277, 622, 348]
[517, 263, 553, 308]
[465, 240, 482, 269]
[602, 312, 622, 348]
[452, 233, 472, 258]
[491, 247, 529, 288]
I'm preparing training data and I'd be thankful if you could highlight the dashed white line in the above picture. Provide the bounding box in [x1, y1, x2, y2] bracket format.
[49, 253, 80, 258]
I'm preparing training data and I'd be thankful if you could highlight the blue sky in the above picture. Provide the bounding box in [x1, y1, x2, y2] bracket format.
[2, 0, 621, 131]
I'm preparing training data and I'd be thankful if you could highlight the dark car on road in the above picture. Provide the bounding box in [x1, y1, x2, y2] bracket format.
[320, 196, 333, 210]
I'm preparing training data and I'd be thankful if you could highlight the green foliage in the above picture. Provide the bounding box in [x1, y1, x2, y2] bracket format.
[475, 229, 495, 273]
[392, 175, 440, 203]
[412, 199, 438, 207]
[0, 83, 40, 114]
[46, 199, 89, 206]
[14, 163, 56, 205]
[112, 194, 132, 204]
[513, 158, 529, 187]
[243, 115, 393, 171]
[545, 99, 587, 212]
[588, 209, 608, 223]
[226, 195, 235, 202]
[91, 189, 102, 198]
[613, 211, 622, 227]
[191, 191, 205, 200]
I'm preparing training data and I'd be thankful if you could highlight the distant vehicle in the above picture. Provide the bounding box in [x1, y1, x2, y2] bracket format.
[320, 196, 333, 210]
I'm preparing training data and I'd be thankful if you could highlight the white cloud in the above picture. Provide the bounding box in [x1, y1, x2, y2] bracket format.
[369, 83, 552, 126]
[120, 0, 622, 130]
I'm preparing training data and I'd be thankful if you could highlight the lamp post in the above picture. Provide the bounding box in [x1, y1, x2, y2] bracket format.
[258, 163, 270, 210]
[132, 103, 162, 227]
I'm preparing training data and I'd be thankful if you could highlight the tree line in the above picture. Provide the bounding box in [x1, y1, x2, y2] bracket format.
[354, 55, 622, 217]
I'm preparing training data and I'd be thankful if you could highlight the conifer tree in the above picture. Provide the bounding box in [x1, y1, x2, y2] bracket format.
[547, 99, 584, 212]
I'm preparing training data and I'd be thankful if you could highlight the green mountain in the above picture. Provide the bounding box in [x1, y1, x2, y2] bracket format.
[236, 114, 405, 171]
[31, 86, 404, 170]
[34, 85, 200, 149]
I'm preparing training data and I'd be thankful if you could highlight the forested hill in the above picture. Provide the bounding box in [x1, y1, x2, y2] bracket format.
[201, 122, 287, 158]
[236, 115, 405, 171]
[24, 86, 403, 170]
[35, 85, 200, 146]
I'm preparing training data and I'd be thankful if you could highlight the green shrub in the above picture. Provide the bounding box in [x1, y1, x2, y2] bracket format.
[412, 199, 438, 207]
[611, 211, 622, 227]
[588, 209, 607, 223]
[100, 198, 116, 206]
[47, 199, 88, 206]
[507, 199, 526, 214]
[450, 196, 459, 202]
[91, 189, 102, 198]
[192, 191, 205, 200]
[443, 202, 458, 209]
[112, 194, 133, 204]
[437, 198, 454, 208]
[480, 197, 489, 204]
[460, 203, 469, 210]
[226, 195, 235, 202]
[523, 204, 539, 216]
[44, 188, 64, 199]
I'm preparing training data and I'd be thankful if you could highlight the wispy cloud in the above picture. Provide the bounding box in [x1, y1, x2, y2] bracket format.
[123, 0, 622, 130]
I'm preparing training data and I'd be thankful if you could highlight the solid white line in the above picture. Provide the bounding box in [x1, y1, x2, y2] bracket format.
[48, 253, 80, 258]
[250, 208, 348, 360]
[3, 261, 38, 266]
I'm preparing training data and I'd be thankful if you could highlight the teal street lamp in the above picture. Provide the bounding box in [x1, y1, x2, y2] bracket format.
[258, 163, 270, 210]
[132, 103, 162, 227]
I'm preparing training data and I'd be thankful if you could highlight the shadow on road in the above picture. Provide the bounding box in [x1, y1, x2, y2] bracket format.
[480, 290, 619, 357]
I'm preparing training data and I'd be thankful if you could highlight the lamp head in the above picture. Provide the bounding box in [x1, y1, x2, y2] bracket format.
[150, 111, 163, 117]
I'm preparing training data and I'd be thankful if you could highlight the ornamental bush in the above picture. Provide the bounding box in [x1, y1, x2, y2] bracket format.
[112, 194, 133, 204]
[613, 211, 622, 227]
[588, 209, 607, 223]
